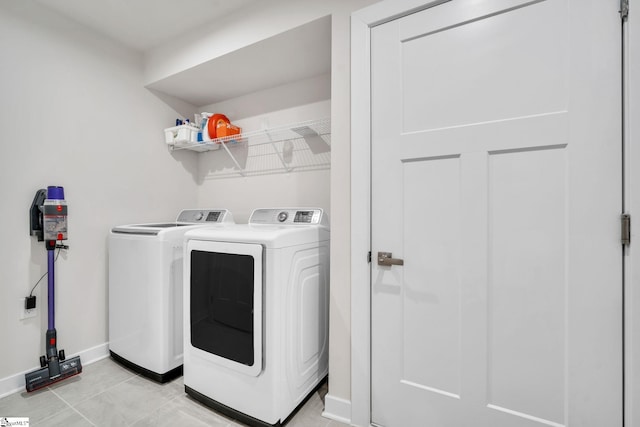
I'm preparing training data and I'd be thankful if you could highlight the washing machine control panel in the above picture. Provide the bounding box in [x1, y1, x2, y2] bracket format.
[176, 209, 234, 224]
[250, 208, 327, 226]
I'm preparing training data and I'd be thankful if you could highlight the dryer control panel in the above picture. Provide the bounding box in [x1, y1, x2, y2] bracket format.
[250, 208, 327, 226]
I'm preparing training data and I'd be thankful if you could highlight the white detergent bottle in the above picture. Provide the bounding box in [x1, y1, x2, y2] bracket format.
[198, 112, 212, 143]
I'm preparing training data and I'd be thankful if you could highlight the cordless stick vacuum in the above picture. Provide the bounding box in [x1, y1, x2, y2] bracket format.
[25, 186, 82, 392]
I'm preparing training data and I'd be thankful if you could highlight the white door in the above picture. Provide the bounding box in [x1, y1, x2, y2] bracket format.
[370, 1, 622, 426]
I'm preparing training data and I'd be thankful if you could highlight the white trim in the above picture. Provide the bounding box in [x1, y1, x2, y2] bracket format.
[351, 2, 450, 426]
[350, 9, 372, 427]
[0, 342, 109, 399]
[625, 5, 638, 426]
[322, 394, 352, 424]
[353, 0, 449, 27]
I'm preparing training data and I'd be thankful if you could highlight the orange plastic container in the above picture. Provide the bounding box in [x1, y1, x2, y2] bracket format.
[206, 114, 228, 139]
[207, 113, 241, 142]
[216, 122, 242, 139]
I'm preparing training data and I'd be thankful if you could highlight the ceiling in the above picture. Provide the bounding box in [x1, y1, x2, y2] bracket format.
[146, 15, 331, 107]
[32, 0, 261, 52]
[30, 0, 331, 107]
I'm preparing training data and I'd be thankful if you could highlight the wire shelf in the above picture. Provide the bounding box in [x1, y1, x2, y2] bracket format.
[168, 118, 331, 178]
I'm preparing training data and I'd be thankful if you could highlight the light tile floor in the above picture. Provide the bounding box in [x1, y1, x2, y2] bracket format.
[0, 358, 348, 427]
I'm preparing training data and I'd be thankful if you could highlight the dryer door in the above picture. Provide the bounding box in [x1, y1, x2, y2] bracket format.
[187, 240, 263, 376]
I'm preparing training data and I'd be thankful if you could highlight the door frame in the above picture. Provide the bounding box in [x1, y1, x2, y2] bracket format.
[626, 4, 639, 427]
[351, 2, 450, 426]
[350, 1, 634, 426]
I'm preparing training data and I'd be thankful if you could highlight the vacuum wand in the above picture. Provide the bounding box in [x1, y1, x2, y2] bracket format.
[48, 248, 55, 331]
[25, 186, 82, 392]
[45, 247, 60, 379]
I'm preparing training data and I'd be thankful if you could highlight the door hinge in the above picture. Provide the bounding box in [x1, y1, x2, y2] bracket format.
[620, 0, 629, 21]
[367, 251, 372, 263]
[621, 214, 631, 246]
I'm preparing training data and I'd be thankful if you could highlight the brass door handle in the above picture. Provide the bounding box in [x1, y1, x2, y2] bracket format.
[377, 252, 404, 266]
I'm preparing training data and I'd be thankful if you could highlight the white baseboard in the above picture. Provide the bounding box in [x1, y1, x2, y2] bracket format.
[322, 393, 352, 425]
[0, 342, 109, 399]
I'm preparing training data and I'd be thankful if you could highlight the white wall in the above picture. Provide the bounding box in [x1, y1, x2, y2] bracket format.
[0, 1, 198, 391]
[195, 95, 331, 222]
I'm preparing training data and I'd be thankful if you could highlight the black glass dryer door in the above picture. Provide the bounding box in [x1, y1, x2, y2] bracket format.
[188, 241, 263, 376]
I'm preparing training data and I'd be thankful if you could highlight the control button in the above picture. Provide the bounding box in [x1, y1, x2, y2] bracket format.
[195, 212, 204, 220]
[277, 211, 288, 222]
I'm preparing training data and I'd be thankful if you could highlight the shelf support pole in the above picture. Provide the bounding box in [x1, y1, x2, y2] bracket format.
[219, 141, 246, 176]
[265, 132, 293, 172]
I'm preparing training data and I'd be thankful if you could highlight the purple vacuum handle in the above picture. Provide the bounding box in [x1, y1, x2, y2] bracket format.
[48, 245, 55, 330]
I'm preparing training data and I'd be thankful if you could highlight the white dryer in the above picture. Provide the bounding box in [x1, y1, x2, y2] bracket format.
[108, 209, 234, 382]
[183, 208, 329, 426]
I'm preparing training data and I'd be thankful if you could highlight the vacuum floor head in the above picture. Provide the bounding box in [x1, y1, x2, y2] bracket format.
[25, 356, 82, 392]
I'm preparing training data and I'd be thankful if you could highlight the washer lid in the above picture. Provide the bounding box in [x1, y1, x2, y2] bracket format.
[111, 209, 235, 236]
[111, 223, 193, 235]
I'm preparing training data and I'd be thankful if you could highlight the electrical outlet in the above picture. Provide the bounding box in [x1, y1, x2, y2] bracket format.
[19, 298, 37, 320]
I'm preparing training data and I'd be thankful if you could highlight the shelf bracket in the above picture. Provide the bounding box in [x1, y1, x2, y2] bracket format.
[219, 141, 246, 176]
[265, 131, 293, 173]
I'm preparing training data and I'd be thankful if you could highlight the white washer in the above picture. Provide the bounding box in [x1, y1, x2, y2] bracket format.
[108, 209, 234, 382]
[183, 208, 330, 426]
